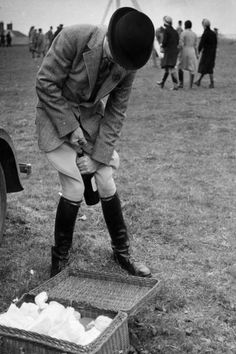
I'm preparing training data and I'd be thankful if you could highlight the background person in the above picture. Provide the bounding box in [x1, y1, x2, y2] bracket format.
[178, 20, 198, 89]
[6, 32, 12, 47]
[194, 18, 217, 88]
[157, 16, 179, 90]
[176, 20, 183, 37]
[36, 28, 46, 58]
[0, 32, 6, 47]
[30, 28, 38, 58]
[28, 26, 35, 53]
[155, 25, 165, 45]
[45, 26, 54, 52]
[52, 24, 63, 41]
[154, 25, 165, 65]
[35, 7, 155, 278]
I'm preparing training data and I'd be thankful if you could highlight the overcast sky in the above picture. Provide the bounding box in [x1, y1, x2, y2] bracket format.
[0, 0, 235, 37]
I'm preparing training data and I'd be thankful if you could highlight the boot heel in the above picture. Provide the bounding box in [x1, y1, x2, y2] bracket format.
[156, 81, 164, 88]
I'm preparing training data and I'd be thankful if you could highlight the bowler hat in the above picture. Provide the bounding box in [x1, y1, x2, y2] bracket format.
[107, 7, 154, 70]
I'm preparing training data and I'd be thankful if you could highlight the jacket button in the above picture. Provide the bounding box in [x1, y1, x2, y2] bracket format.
[112, 72, 121, 81]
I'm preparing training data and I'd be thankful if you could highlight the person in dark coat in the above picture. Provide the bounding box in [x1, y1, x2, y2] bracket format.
[194, 19, 217, 88]
[157, 16, 179, 90]
[0, 32, 6, 47]
[52, 24, 63, 41]
[45, 26, 54, 52]
[6, 32, 12, 46]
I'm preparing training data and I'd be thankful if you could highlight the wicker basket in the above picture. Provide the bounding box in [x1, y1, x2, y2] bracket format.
[29, 268, 159, 316]
[0, 268, 159, 354]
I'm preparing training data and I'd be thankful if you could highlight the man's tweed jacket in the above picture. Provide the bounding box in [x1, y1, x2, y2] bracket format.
[36, 24, 136, 165]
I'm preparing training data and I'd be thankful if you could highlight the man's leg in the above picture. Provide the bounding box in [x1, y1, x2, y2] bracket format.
[157, 68, 169, 88]
[209, 73, 214, 88]
[189, 72, 195, 89]
[51, 196, 81, 277]
[95, 153, 151, 277]
[178, 69, 184, 88]
[46, 143, 84, 277]
[170, 68, 179, 90]
[194, 73, 204, 86]
[100, 192, 151, 277]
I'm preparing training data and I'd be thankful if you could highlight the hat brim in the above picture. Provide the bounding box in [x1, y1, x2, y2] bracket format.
[107, 7, 153, 70]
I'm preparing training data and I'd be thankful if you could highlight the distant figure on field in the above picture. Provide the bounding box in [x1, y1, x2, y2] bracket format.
[194, 19, 217, 88]
[0, 32, 5, 47]
[155, 25, 165, 45]
[28, 26, 35, 53]
[36, 28, 46, 57]
[52, 24, 63, 40]
[29, 27, 38, 58]
[176, 20, 183, 37]
[154, 25, 165, 60]
[178, 20, 198, 89]
[6, 32, 12, 47]
[157, 16, 179, 90]
[151, 45, 158, 68]
[214, 27, 219, 38]
[45, 26, 54, 52]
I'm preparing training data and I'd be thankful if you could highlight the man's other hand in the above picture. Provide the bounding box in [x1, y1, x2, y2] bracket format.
[76, 155, 99, 174]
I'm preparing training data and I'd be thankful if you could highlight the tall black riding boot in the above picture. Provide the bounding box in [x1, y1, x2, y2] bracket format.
[194, 74, 204, 87]
[171, 72, 179, 90]
[189, 73, 194, 89]
[50, 196, 81, 277]
[178, 69, 184, 88]
[101, 193, 151, 277]
[157, 71, 169, 88]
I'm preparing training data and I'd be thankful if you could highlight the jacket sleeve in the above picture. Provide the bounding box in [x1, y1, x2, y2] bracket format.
[91, 71, 136, 165]
[36, 30, 79, 138]
[198, 31, 206, 53]
[162, 29, 168, 49]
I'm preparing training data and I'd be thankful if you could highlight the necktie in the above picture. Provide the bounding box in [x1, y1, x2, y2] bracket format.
[100, 57, 113, 74]
[89, 57, 113, 101]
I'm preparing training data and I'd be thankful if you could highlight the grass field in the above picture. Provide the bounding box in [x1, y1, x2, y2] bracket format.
[0, 39, 236, 353]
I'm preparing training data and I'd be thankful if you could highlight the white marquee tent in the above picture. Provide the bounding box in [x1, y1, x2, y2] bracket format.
[101, 0, 236, 37]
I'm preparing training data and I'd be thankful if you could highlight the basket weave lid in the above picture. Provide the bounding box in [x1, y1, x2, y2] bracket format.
[29, 268, 159, 315]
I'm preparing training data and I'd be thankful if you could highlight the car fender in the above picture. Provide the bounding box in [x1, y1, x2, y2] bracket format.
[0, 127, 23, 193]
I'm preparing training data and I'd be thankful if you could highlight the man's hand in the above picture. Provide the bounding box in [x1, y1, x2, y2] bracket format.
[69, 127, 87, 147]
[77, 155, 99, 175]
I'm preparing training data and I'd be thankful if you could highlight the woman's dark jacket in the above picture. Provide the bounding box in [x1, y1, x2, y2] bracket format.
[161, 26, 179, 68]
[198, 27, 217, 74]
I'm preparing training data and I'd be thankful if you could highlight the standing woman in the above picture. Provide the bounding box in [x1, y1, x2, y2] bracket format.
[157, 16, 179, 90]
[36, 29, 46, 58]
[178, 20, 198, 89]
[194, 19, 217, 88]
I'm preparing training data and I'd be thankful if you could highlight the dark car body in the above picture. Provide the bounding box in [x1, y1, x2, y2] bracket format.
[0, 127, 24, 242]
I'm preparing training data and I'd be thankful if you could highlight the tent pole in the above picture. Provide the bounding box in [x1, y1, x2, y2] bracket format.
[101, 0, 113, 24]
[131, 0, 142, 11]
[101, 0, 141, 24]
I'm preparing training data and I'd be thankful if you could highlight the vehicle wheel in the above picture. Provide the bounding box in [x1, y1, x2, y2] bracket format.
[0, 162, 7, 244]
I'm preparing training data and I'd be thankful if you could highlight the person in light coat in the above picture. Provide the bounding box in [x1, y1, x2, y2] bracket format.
[35, 7, 154, 278]
[178, 20, 198, 89]
[36, 28, 46, 58]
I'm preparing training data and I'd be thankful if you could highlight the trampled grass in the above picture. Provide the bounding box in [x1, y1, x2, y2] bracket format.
[0, 39, 236, 353]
